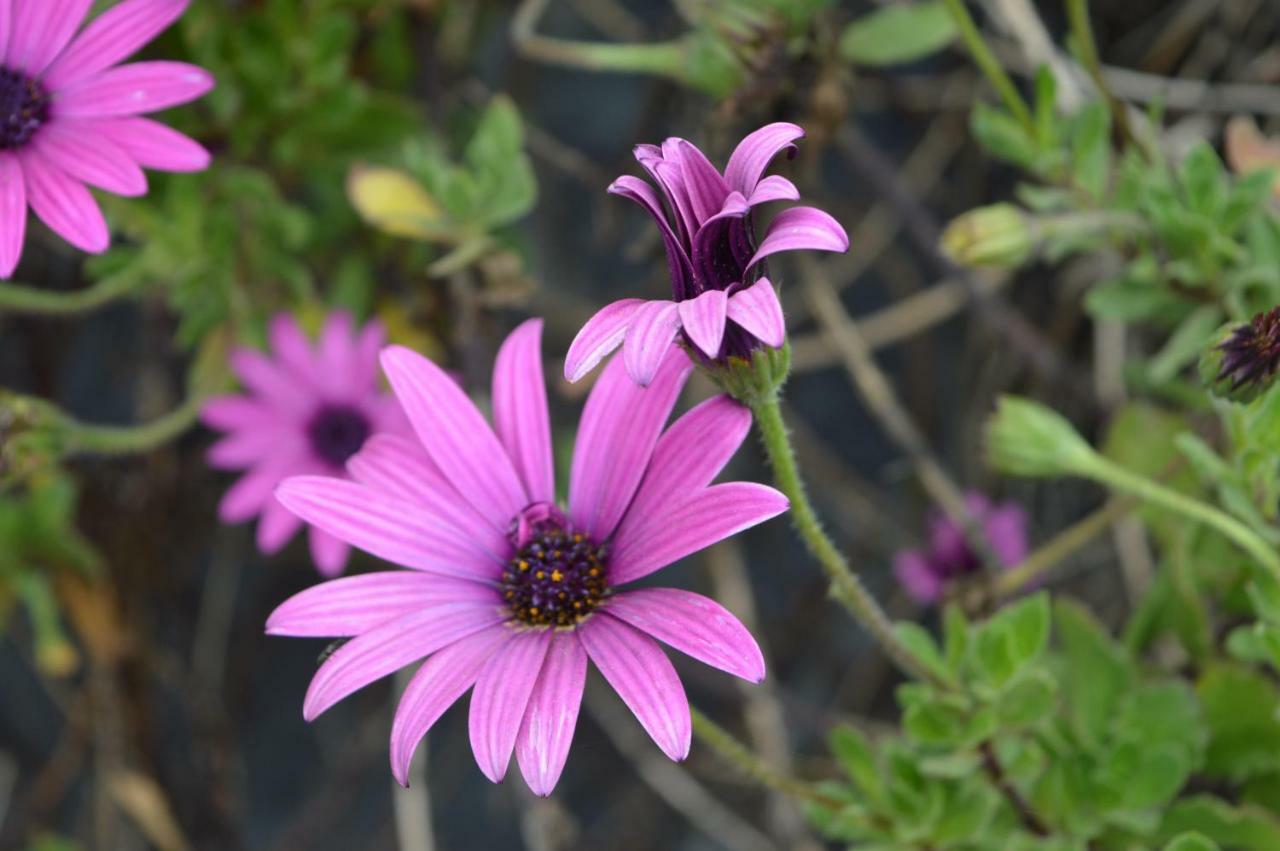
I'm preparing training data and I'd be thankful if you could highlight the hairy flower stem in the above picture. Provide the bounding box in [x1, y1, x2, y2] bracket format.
[56, 394, 203, 455]
[690, 707, 839, 809]
[0, 274, 138, 315]
[750, 394, 948, 689]
[940, 0, 1035, 135]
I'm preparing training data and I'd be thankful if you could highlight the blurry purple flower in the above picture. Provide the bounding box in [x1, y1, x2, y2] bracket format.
[268, 319, 787, 795]
[0, 0, 214, 277]
[565, 123, 849, 385]
[893, 493, 1028, 605]
[201, 312, 408, 577]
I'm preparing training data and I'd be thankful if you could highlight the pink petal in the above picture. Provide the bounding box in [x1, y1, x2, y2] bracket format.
[390, 626, 510, 786]
[564, 298, 644, 383]
[217, 465, 287, 523]
[605, 589, 765, 683]
[21, 152, 108, 253]
[228, 347, 312, 417]
[894, 552, 942, 605]
[267, 571, 499, 638]
[268, 312, 316, 382]
[257, 497, 303, 554]
[275, 477, 502, 582]
[746, 175, 800, 206]
[199, 395, 272, 431]
[608, 176, 694, 297]
[724, 123, 805, 196]
[747, 206, 849, 271]
[689, 192, 750, 288]
[676, 289, 728, 358]
[350, 319, 386, 395]
[577, 614, 690, 761]
[673, 140, 730, 224]
[612, 395, 751, 544]
[726, 277, 786, 348]
[469, 628, 552, 783]
[0, 153, 26, 277]
[54, 61, 214, 118]
[43, 0, 191, 89]
[206, 426, 292, 469]
[345, 434, 508, 559]
[9, 0, 93, 75]
[309, 527, 351, 578]
[515, 632, 587, 796]
[610, 483, 789, 585]
[87, 117, 210, 172]
[317, 311, 356, 399]
[622, 300, 681, 386]
[492, 319, 555, 504]
[32, 119, 145, 195]
[380, 345, 528, 529]
[568, 347, 692, 541]
[303, 602, 507, 720]
[652, 158, 699, 244]
[0, 1, 12, 66]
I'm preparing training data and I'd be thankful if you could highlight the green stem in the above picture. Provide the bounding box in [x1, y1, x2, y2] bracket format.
[1064, 0, 1147, 156]
[690, 707, 838, 808]
[940, 0, 1035, 134]
[751, 394, 948, 688]
[1085, 458, 1280, 577]
[512, 0, 686, 77]
[0, 274, 139, 315]
[56, 394, 203, 456]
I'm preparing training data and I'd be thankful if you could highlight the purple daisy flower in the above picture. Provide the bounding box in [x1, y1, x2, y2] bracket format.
[201, 312, 409, 577]
[565, 122, 849, 386]
[894, 492, 1028, 605]
[0, 0, 213, 277]
[267, 319, 788, 795]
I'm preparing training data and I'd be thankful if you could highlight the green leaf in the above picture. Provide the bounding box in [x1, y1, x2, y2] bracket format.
[1159, 796, 1280, 849]
[894, 621, 954, 685]
[942, 604, 969, 673]
[971, 103, 1038, 170]
[1163, 832, 1220, 851]
[1070, 102, 1112, 199]
[1055, 599, 1132, 747]
[838, 1, 957, 66]
[1198, 663, 1280, 781]
[829, 725, 882, 799]
[1148, 306, 1224, 385]
[995, 669, 1058, 726]
[1180, 143, 1229, 218]
[903, 694, 972, 746]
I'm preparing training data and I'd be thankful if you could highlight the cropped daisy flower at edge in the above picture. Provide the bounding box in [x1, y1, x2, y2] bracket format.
[894, 492, 1028, 606]
[565, 122, 849, 386]
[268, 319, 788, 795]
[201, 312, 409, 577]
[0, 0, 213, 276]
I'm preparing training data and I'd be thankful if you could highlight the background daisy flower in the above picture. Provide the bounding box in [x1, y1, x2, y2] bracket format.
[201, 312, 407, 576]
[0, 0, 213, 276]
[565, 123, 848, 385]
[268, 318, 788, 795]
[893, 492, 1028, 606]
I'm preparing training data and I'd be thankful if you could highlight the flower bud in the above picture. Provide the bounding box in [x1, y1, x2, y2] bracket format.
[706, 343, 792, 407]
[985, 395, 1099, 478]
[940, 203, 1033, 268]
[1200, 309, 1280, 404]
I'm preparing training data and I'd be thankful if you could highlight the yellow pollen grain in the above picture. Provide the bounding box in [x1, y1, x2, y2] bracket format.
[589, 567, 600, 577]
[535, 570, 546, 580]
[529, 606, 539, 615]
[551, 569, 564, 582]
[518, 560, 530, 571]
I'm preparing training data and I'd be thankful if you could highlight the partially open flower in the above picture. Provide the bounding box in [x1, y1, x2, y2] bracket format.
[268, 320, 787, 795]
[894, 493, 1027, 605]
[1201, 308, 1280, 404]
[565, 123, 848, 386]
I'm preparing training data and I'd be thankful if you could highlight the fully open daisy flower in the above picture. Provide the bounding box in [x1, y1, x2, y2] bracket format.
[565, 122, 848, 386]
[894, 492, 1027, 605]
[268, 319, 787, 795]
[201, 312, 406, 576]
[0, 0, 213, 276]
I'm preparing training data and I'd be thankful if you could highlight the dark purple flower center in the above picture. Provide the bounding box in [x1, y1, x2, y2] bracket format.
[0, 68, 49, 150]
[1217, 307, 1280, 391]
[503, 503, 607, 628]
[306, 404, 371, 467]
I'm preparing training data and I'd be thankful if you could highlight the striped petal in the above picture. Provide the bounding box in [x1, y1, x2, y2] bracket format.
[516, 632, 587, 796]
[44, 0, 191, 89]
[469, 628, 552, 783]
[0, 153, 26, 277]
[724, 123, 805, 196]
[622, 300, 681, 387]
[54, 61, 214, 118]
[747, 206, 849, 271]
[32, 124, 146, 196]
[86, 117, 210, 172]
[578, 614, 690, 761]
[606, 589, 765, 682]
[493, 319, 555, 504]
[564, 298, 643, 383]
[9, 0, 93, 75]
[267, 571, 499, 638]
[21, 152, 108, 253]
[726, 277, 786, 348]
[676, 289, 728, 358]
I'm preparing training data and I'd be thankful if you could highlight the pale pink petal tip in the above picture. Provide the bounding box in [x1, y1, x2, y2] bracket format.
[564, 298, 643, 382]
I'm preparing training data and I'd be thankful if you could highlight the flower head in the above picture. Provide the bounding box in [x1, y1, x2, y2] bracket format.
[268, 319, 788, 795]
[0, 0, 213, 277]
[1201, 309, 1280, 404]
[565, 123, 848, 386]
[894, 493, 1028, 605]
[201, 312, 407, 576]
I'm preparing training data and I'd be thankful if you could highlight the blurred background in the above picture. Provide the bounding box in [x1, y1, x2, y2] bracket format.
[2, 0, 1276, 848]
